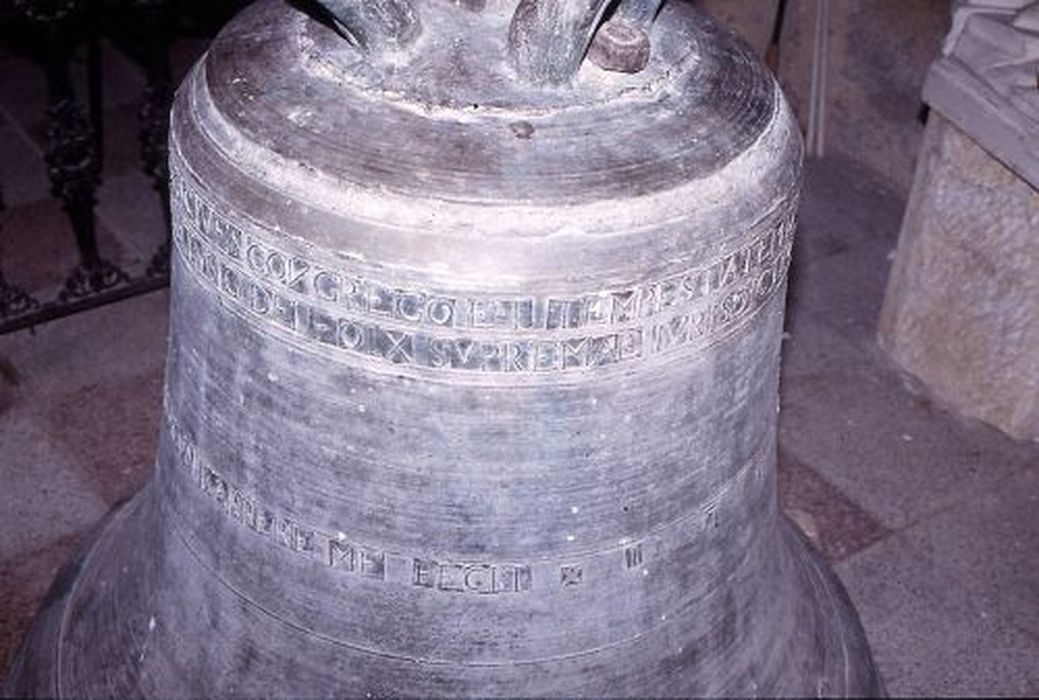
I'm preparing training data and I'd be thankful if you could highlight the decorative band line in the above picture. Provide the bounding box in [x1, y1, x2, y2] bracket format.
[170, 172, 795, 335]
[170, 186, 793, 375]
[163, 413, 771, 597]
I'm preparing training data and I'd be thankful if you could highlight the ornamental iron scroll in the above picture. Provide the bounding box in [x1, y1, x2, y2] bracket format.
[0, 0, 181, 335]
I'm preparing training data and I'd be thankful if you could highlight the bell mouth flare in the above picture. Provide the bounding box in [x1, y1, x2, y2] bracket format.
[6, 485, 882, 697]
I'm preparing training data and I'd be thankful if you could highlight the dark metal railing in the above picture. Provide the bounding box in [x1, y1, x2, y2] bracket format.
[0, 0, 241, 335]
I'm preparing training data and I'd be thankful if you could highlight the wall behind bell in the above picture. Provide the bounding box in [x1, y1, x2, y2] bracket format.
[696, 0, 950, 196]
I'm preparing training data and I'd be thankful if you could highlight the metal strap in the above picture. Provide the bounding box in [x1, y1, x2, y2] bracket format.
[313, 0, 664, 85]
[507, 0, 664, 84]
[316, 0, 422, 54]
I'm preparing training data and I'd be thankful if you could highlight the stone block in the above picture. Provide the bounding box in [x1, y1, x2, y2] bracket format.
[878, 113, 1039, 440]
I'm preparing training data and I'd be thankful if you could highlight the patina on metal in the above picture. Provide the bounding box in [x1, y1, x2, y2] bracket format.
[5, 0, 883, 696]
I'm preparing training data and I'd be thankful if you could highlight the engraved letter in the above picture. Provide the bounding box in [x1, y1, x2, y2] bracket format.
[329, 540, 356, 571]
[396, 291, 426, 323]
[338, 320, 367, 351]
[494, 565, 520, 593]
[588, 334, 620, 367]
[619, 328, 643, 360]
[450, 339, 477, 370]
[506, 341, 533, 372]
[624, 544, 643, 569]
[287, 257, 310, 293]
[247, 244, 267, 275]
[426, 297, 456, 327]
[308, 310, 338, 346]
[266, 251, 287, 282]
[560, 564, 583, 587]
[534, 341, 560, 372]
[611, 290, 639, 323]
[272, 295, 297, 331]
[438, 563, 466, 591]
[480, 342, 503, 372]
[359, 549, 385, 579]
[756, 268, 776, 299]
[368, 283, 395, 317]
[464, 564, 494, 594]
[219, 265, 241, 298]
[412, 558, 436, 588]
[428, 338, 450, 368]
[246, 282, 272, 316]
[314, 271, 341, 301]
[562, 338, 588, 369]
[381, 330, 414, 364]
[546, 299, 581, 330]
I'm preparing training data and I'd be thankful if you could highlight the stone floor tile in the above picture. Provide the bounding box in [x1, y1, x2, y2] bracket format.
[0, 41, 145, 144]
[90, 39, 148, 112]
[0, 125, 48, 207]
[0, 198, 127, 298]
[779, 314, 1037, 531]
[777, 448, 890, 562]
[0, 56, 47, 138]
[0, 406, 106, 565]
[785, 156, 905, 344]
[779, 154, 1037, 532]
[42, 371, 163, 507]
[96, 170, 168, 265]
[787, 234, 897, 343]
[0, 533, 84, 675]
[0, 289, 170, 396]
[97, 102, 150, 181]
[836, 465, 1039, 696]
[0, 291, 168, 679]
[793, 153, 905, 265]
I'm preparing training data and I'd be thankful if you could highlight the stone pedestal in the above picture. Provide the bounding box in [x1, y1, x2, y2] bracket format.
[879, 2, 1039, 441]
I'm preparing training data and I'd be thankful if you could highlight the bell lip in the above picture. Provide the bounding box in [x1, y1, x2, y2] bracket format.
[2, 488, 885, 697]
[1, 491, 145, 700]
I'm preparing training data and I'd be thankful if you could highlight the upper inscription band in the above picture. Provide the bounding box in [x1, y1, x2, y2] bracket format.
[170, 173, 794, 374]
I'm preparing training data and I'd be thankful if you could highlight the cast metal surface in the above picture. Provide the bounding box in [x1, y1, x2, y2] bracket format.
[5, 0, 883, 696]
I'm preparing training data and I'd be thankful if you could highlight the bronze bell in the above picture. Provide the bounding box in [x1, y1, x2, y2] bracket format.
[5, 0, 883, 696]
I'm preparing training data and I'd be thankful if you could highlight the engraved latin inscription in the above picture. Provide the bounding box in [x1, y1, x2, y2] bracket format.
[169, 172, 795, 375]
[166, 417, 534, 594]
[327, 539, 385, 578]
[171, 174, 793, 334]
[412, 559, 533, 594]
[166, 413, 776, 595]
[173, 220, 787, 373]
